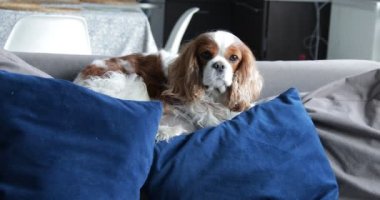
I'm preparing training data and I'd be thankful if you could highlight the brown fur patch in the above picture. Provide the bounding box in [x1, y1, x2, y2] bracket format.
[80, 60, 126, 79]
[224, 45, 242, 72]
[79, 54, 167, 101]
[226, 43, 261, 112]
[122, 54, 167, 100]
[80, 64, 119, 79]
[196, 36, 218, 68]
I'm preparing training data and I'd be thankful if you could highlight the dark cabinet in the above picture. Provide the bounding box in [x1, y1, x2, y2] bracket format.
[164, 0, 331, 60]
[164, 0, 233, 44]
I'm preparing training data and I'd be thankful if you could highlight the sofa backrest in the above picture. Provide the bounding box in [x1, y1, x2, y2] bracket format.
[15, 52, 380, 98]
[257, 60, 380, 98]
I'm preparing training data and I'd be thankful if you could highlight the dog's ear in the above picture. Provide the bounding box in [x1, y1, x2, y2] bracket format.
[163, 40, 204, 102]
[226, 44, 263, 112]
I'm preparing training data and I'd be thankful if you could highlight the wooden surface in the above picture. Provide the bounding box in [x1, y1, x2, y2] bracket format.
[5, 0, 79, 3]
[0, 2, 80, 12]
[80, 0, 136, 4]
[0, 0, 137, 12]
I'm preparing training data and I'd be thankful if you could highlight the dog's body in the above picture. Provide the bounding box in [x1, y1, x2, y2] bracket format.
[74, 31, 263, 141]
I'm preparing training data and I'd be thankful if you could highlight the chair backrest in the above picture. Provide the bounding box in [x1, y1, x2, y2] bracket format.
[4, 15, 92, 55]
[164, 7, 199, 54]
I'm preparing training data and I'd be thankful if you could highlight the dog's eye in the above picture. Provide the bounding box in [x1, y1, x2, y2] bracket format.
[200, 51, 212, 60]
[229, 55, 239, 62]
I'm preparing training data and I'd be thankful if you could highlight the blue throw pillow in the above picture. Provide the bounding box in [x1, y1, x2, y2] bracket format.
[0, 71, 162, 200]
[144, 88, 338, 200]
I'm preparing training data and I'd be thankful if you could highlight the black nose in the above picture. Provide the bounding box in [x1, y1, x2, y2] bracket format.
[212, 62, 225, 72]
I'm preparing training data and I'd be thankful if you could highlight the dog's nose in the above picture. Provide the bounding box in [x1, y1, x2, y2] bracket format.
[212, 62, 225, 72]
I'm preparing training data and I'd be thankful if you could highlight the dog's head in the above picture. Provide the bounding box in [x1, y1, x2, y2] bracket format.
[164, 30, 263, 112]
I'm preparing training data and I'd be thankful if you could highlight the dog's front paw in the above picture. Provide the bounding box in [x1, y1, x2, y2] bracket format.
[156, 125, 187, 142]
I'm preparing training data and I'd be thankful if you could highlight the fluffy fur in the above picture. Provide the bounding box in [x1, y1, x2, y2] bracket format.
[74, 30, 263, 141]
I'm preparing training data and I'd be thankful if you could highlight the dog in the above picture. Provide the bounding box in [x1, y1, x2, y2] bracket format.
[74, 30, 263, 141]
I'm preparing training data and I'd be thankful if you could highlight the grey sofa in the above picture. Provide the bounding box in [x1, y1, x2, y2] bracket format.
[14, 52, 380, 98]
[11, 52, 380, 199]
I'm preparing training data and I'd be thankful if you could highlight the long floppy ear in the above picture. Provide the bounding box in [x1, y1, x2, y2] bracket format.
[226, 44, 263, 112]
[162, 40, 204, 103]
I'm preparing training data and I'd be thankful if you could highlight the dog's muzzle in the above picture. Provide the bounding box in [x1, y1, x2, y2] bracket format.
[212, 61, 225, 73]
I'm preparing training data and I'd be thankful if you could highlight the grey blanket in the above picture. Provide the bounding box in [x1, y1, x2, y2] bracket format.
[302, 69, 380, 200]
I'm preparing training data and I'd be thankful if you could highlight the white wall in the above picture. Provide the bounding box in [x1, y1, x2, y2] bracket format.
[328, 0, 380, 61]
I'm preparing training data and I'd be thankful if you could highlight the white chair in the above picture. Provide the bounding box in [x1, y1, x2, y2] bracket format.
[4, 15, 92, 55]
[164, 7, 199, 54]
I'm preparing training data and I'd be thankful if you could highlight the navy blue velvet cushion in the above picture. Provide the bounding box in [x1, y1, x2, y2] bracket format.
[145, 88, 338, 200]
[0, 71, 162, 200]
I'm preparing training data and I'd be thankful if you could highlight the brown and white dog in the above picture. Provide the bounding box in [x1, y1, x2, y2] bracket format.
[74, 30, 263, 141]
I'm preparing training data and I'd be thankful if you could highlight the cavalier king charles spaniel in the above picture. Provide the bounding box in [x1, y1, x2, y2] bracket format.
[74, 30, 263, 141]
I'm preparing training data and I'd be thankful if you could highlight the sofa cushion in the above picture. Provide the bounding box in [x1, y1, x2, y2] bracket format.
[144, 88, 338, 200]
[0, 71, 162, 200]
[0, 49, 52, 78]
[303, 69, 380, 200]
